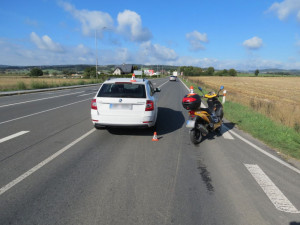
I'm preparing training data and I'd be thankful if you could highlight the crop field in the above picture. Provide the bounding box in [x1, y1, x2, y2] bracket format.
[186, 76, 300, 130]
[0, 77, 95, 91]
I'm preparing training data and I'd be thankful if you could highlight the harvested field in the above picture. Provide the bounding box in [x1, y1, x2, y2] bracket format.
[0, 77, 91, 91]
[186, 76, 300, 130]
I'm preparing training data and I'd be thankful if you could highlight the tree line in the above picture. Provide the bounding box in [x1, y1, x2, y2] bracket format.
[179, 66, 237, 76]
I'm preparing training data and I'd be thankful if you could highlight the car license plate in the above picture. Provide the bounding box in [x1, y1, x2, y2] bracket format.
[110, 104, 132, 110]
[186, 120, 195, 128]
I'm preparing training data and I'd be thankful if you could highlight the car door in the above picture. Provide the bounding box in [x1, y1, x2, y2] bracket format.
[148, 81, 159, 118]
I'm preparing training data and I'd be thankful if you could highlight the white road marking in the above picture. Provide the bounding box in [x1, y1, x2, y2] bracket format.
[0, 98, 90, 125]
[0, 131, 30, 144]
[245, 164, 299, 213]
[77, 93, 94, 97]
[221, 126, 234, 139]
[179, 78, 190, 91]
[0, 128, 95, 196]
[227, 127, 300, 175]
[158, 80, 169, 89]
[0, 91, 84, 108]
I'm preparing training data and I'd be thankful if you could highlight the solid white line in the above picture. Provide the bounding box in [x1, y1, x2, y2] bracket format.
[0, 91, 84, 108]
[0, 131, 30, 144]
[221, 126, 234, 139]
[179, 78, 190, 91]
[77, 93, 94, 97]
[227, 128, 300, 175]
[0, 128, 95, 196]
[245, 164, 299, 213]
[0, 98, 91, 125]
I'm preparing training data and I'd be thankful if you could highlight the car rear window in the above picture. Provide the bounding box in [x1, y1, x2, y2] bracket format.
[97, 83, 146, 98]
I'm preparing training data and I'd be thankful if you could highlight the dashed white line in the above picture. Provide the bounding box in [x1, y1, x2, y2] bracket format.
[0, 131, 30, 144]
[0, 91, 84, 108]
[158, 80, 169, 89]
[245, 164, 299, 213]
[0, 128, 95, 196]
[77, 93, 94, 97]
[0, 98, 90, 125]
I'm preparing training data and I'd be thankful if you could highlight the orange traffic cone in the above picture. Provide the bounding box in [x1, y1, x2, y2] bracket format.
[190, 86, 194, 93]
[131, 73, 136, 82]
[152, 131, 158, 141]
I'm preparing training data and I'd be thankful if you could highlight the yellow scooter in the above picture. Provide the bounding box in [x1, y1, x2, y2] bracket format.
[182, 86, 224, 145]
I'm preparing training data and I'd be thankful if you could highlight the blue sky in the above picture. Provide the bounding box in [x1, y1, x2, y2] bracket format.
[1, 0, 300, 70]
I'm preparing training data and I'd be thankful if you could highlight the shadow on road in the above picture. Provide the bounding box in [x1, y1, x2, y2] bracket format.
[107, 107, 185, 136]
[198, 121, 236, 142]
[156, 107, 185, 135]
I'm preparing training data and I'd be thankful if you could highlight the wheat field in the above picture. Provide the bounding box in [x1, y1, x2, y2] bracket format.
[187, 76, 300, 130]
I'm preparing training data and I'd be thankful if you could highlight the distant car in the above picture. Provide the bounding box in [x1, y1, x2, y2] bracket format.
[169, 75, 177, 81]
[91, 78, 160, 129]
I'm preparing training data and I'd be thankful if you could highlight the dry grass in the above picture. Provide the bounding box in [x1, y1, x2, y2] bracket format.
[0, 77, 90, 91]
[187, 76, 300, 130]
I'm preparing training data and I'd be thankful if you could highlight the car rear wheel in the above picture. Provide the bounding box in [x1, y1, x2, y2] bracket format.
[94, 124, 106, 130]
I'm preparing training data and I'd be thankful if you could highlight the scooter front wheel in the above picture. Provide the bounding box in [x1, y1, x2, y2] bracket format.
[190, 128, 202, 145]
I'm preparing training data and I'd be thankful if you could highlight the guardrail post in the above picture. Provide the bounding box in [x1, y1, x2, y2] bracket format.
[222, 90, 227, 104]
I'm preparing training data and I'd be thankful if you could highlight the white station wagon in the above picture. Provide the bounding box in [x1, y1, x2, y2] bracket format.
[91, 78, 160, 129]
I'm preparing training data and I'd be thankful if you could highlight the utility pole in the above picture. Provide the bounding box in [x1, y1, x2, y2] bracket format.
[95, 30, 98, 80]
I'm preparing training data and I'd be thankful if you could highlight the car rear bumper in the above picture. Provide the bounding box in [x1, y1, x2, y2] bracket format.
[94, 122, 151, 128]
[91, 113, 156, 128]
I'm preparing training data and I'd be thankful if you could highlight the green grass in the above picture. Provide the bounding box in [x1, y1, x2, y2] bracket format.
[182, 78, 300, 160]
[224, 101, 300, 159]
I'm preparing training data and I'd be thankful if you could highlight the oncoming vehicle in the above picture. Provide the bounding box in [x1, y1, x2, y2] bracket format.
[169, 75, 177, 81]
[91, 77, 161, 129]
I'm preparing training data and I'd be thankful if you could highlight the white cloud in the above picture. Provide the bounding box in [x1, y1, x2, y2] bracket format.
[243, 36, 263, 50]
[59, 2, 151, 43]
[267, 0, 300, 21]
[30, 32, 64, 52]
[59, 1, 114, 36]
[186, 30, 208, 51]
[117, 10, 152, 42]
[139, 41, 178, 63]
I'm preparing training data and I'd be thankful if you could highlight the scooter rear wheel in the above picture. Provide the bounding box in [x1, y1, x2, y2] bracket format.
[190, 128, 202, 145]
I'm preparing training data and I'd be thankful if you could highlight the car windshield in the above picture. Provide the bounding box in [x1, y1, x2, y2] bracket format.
[97, 83, 146, 98]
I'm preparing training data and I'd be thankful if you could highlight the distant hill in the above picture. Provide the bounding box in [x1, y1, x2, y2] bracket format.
[1, 64, 299, 75]
[0, 64, 180, 74]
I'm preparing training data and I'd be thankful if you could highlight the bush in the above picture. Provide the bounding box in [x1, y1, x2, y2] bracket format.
[29, 68, 43, 77]
[17, 82, 27, 90]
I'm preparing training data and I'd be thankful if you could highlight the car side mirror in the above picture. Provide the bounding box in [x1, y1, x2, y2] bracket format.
[155, 88, 161, 92]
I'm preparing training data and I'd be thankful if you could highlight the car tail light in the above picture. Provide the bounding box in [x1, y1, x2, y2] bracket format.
[145, 100, 154, 111]
[91, 99, 97, 110]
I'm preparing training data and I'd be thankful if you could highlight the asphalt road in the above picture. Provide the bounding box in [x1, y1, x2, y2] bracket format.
[0, 78, 299, 225]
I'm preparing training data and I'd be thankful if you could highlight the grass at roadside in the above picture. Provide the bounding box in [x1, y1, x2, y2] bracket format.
[181, 79, 300, 160]
[0, 78, 100, 92]
[224, 101, 300, 159]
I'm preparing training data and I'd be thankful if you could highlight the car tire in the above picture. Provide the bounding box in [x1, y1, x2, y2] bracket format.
[94, 124, 106, 130]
